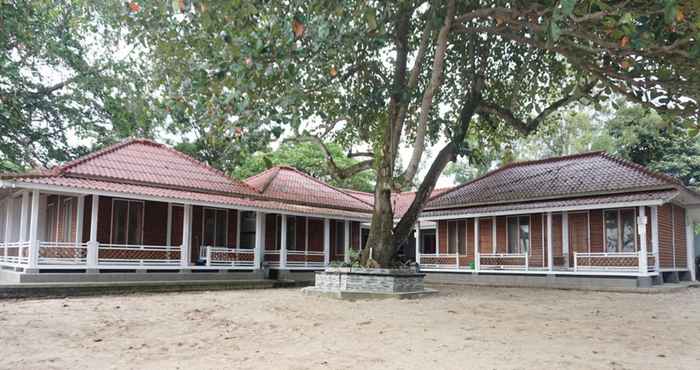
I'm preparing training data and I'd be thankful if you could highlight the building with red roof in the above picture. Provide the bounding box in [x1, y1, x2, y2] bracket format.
[0, 140, 698, 286]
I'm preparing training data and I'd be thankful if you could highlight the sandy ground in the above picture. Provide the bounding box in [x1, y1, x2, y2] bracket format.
[0, 285, 699, 370]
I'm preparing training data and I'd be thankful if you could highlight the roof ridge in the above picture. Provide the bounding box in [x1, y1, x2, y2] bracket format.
[259, 166, 281, 193]
[149, 140, 262, 195]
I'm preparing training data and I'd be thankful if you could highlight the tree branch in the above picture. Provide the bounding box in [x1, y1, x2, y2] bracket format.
[400, 0, 456, 185]
[391, 7, 434, 160]
[392, 76, 484, 250]
[479, 80, 596, 135]
[306, 135, 373, 179]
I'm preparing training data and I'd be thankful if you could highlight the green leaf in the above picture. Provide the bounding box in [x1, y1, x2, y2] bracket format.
[560, 0, 576, 17]
[365, 8, 378, 31]
[664, 0, 678, 24]
[549, 22, 562, 41]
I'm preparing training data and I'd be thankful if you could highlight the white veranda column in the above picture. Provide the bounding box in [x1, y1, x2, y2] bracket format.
[323, 219, 330, 266]
[474, 217, 480, 272]
[4, 199, 14, 261]
[344, 220, 350, 263]
[415, 226, 421, 265]
[280, 215, 288, 269]
[27, 190, 40, 268]
[254, 211, 265, 269]
[491, 216, 497, 253]
[650, 206, 660, 272]
[181, 204, 192, 267]
[562, 211, 569, 260]
[19, 191, 30, 242]
[686, 214, 696, 281]
[547, 212, 553, 272]
[87, 194, 100, 268]
[75, 195, 85, 241]
[166, 203, 173, 247]
[638, 206, 648, 275]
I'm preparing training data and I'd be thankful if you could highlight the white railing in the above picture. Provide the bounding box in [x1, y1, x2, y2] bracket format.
[477, 252, 529, 270]
[286, 250, 325, 268]
[38, 241, 88, 265]
[574, 251, 656, 272]
[98, 244, 181, 266]
[205, 247, 255, 267]
[418, 253, 459, 270]
[0, 241, 31, 265]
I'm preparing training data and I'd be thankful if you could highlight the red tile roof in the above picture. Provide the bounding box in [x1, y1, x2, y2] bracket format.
[5, 138, 260, 197]
[427, 151, 687, 211]
[245, 166, 373, 213]
[422, 190, 679, 218]
[2, 139, 371, 219]
[392, 188, 452, 217]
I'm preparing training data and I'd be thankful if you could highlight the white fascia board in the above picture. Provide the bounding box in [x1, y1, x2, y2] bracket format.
[418, 199, 666, 222]
[7, 180, 371, 222]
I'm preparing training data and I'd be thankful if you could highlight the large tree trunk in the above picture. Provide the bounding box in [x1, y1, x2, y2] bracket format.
[362, 77, 483, 268]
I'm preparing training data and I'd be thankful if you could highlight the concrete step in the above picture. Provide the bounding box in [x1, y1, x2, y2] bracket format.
[0, 279, 310, 299]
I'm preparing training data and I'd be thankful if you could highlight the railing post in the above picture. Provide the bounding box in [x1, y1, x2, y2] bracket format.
[87, 194, 100, 269]
[27, 190, 40, 269]
[638, 206, 648, 275]
[525, 252, 529, 271]
[206, 247, 211, 267]
[573, 252, 578, 272]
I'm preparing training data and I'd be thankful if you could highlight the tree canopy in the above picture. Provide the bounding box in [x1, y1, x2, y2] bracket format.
[0, 0, 166, 172]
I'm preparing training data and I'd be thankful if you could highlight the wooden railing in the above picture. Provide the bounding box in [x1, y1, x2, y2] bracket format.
[574, 252, 657, 272]
[417, 253, 459, 270]
[477, 252, 529, 270]
[205, 247, 255, 267]
[98, 244, 181, 266]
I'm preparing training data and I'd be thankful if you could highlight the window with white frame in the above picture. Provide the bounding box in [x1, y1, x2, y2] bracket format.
[507, 216, 530, 254]
[111, 199, 144, 245]
[605, 209, 636, 252]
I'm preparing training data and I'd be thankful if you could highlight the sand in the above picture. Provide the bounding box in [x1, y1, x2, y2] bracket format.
[0, 285, 698, 369]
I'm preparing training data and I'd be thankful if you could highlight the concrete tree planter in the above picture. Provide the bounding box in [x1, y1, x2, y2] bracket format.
[302, 265, 437, 300]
